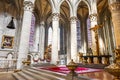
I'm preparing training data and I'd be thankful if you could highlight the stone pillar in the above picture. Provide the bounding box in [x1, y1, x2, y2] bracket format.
[34, 25, 39, 52]
[17, 0, 35, 69]
[89, 14, 98, 55]
[51, 13, 59, 64]
[67, 25, 71, 64]
[0, 16, 4, 48]
[65, 24, 71, 64]
[58, 27, 60, 52]
[109, 2, 120, 48]
[39, 21, 45, 59]
[70, 16, 77, 62]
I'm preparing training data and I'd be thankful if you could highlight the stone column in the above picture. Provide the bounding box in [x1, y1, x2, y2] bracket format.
[39, 21, 45, 59]
[17, 0, 35, 69]
[58, 27, 60, 52]
[70, 16, 77, 62]
[0, 16, 4, 48]
[66, 25, 71, 64]
[34, 25, 39, 52]
[89, 14, 98, 55]
[51, 13, 59, 64]
[109, 2, 120, 48]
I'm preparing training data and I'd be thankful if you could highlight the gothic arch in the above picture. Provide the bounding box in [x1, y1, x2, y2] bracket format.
[60, 1, 70, 26]
[76, 0, 91, 15]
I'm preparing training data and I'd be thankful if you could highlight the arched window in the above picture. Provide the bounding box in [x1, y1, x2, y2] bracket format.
[48, 27, 52, 46]
[87, 18, 92, 48]
[77, 20, 81, 51]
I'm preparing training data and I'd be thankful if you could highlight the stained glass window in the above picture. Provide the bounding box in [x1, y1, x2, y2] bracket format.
[29, 14, 35, 48]
[87, 18, 92, 48]
[77, 20, 81, 51]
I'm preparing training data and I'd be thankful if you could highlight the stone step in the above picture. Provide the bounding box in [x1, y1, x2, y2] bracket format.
[29, 67, 66, 79]
[17, 71, 35, 80]
[26, 68, 66, 80]
[12, 67, 66, 80]
[12, 66, 92, 80]
[22, 69, 52, 80]
[12, 73, 26, 80]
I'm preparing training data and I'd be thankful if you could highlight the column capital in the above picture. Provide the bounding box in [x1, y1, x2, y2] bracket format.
[40, 21, 45, 26]
[24, 1, 34, 12]
[70, 16, 78, 23]
[52, 13, 60, 21]
[109, 2, 120, 12]
[89, 14, 97, 22]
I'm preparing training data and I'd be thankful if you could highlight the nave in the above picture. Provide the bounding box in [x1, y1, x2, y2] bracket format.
[0, 0, 120, 80]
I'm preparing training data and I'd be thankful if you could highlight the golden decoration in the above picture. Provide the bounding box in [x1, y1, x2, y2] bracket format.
[105, 49, 120, 80]
[66, 59, 78, 77]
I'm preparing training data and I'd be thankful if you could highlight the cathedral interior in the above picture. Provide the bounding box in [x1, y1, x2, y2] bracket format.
[0, 0, 120, 80]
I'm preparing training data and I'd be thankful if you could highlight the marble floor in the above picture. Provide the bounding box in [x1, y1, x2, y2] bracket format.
[0, 72, 15, 80]
[0, 70, 114, 80]
[79, 71, 114, 80]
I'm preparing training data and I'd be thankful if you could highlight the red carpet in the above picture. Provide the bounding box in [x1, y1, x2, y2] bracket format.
[40, 66, 102, 74]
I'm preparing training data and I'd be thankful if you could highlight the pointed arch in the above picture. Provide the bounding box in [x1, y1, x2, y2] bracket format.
[76, 0, 91, 15]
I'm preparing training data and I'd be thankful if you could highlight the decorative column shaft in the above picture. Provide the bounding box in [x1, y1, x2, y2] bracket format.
[0, 16, 4, 48]
[109, 2, 120, 48]
[89, 14, 98, 55]
[34, 25, 39, 52]
[65, 24, 71, 64]
[17, 0, 35, 69]
[67, 25, 71, 64]
[51, 13, 59, 64]
[39, 21, 45, 59]
[70, 17, 77, 62]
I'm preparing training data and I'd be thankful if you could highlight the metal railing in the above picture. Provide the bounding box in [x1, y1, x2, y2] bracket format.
[0, 59, 17, 72]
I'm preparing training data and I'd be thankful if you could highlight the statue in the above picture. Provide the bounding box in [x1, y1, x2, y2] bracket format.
[44, 44, 52, 61]
[78, 52, 83, 63]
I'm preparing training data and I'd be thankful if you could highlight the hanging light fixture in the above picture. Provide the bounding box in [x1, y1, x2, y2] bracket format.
[7, 17, 15, 29]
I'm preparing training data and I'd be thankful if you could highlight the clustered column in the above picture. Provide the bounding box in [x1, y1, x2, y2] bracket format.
[109, 2, 120, 48]
[70, 16, 77, 62]
[39, 21, 45, 59]
[51, 13, 59, 64]
[17, 0, 35, 69]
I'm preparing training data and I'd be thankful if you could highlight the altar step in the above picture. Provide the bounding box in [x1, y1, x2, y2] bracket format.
[12, 67, 68, 80]
[12, 66, 92, 80]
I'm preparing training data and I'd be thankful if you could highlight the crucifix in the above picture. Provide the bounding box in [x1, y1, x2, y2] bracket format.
[90, 25, 102, 56]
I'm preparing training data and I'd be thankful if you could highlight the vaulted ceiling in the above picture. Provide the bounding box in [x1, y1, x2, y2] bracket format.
[0, 0, 108, 25]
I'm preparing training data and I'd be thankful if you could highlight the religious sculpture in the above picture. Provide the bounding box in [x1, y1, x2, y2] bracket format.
[44, 45, 52, 61]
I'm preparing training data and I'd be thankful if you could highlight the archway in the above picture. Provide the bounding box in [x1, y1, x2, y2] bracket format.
[77, 1, 89, 54]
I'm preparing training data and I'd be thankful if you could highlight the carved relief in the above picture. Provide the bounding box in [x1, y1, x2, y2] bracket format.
[24, 1, 34, 11]
[52, 13, 60, 21]
[89, 14, 97, 22]
[70, 16, 77, 23]
[109, 2, 120, 12]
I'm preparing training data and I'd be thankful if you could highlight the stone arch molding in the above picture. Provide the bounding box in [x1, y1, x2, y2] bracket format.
[76, 0, 91, 15]
[49, 0, 91, 17]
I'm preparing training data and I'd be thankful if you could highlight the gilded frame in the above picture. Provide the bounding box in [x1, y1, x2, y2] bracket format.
[1, 35, 14, 49]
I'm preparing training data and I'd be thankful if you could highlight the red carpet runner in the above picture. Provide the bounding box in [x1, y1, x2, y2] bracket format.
[40, 66, 101, 74]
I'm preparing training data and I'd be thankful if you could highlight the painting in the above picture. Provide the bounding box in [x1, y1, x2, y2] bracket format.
[1, 35, 14, 49]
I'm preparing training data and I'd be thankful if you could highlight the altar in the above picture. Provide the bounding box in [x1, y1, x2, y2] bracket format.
[82, 55, 112, 64]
